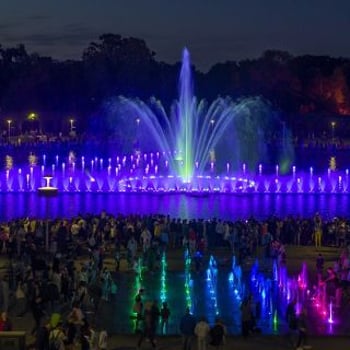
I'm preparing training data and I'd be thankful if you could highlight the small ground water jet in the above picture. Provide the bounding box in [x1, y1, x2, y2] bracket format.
[206, 255, 219, 316]
[328, 300, 334, 324]
[160, 253, 168, 303]
[2, 150, 350, 194]
[184, 248, 193, 311]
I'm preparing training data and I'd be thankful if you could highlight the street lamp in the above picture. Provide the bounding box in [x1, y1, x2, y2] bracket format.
[69, 119, 74, 133]
[7, 120, 12, 142]
[331, 121, 336, 141]
[38, 176, 58, 252]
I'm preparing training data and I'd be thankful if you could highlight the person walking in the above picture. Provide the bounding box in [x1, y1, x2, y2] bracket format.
[180, 307, 196, 350]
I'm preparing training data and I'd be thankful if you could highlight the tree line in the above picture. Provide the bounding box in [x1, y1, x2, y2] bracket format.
[0, 33, 350, 136]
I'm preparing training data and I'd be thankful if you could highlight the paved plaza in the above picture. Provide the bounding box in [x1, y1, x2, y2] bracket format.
[1, 245, 350, 349]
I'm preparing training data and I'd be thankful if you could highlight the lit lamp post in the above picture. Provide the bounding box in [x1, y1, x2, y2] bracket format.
[7, 119, 12, 142]
[38, 176, 58, 252]
[331, 121, 336, 142]
[69, 119, 75, 133]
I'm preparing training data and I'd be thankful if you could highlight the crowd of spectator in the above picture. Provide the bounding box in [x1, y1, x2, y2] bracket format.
[0, 211, 349, 349]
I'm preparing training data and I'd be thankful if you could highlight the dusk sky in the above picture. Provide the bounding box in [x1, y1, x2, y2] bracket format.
[0, 0, 349, 71]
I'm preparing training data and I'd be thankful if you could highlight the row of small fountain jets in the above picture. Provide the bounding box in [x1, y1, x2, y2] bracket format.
[1, 153, 349, 193]
[185, 251, 337, 333]
[205, 255, 336, 329]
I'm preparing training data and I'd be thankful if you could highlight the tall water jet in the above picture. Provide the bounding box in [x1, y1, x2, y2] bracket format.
[177, 48, 194, 182]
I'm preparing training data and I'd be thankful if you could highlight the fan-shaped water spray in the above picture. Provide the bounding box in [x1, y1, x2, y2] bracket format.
[113, 48, 293, 183]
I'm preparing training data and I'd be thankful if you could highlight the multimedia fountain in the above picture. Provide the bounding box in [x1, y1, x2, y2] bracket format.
[0, 49, 347, 194]
[0, 49, 348, 337]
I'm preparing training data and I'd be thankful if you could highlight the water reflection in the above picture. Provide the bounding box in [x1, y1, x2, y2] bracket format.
[0, 193, 349, 221]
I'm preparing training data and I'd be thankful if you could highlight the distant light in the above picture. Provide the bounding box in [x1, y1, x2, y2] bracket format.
[28, 112, 38, 120]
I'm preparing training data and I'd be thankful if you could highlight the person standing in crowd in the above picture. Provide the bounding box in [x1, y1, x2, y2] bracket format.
[114, 239, 121, 271]
[194, 316, 210, 350]
[295, 307, 312, 350]
[133, 291, 144, 332]
[209, 318, 226, 350]
[285, 298, 298, 347]
[136, 301, 158, 349]
[240, 296, 253, 338]
[314, 212, 323, 249]
[150, 300, 160, 337]
[180, 307, 196, 350]
[0, 311, 12, 331]
[98, 328, 108, 350]
[160, 301, 170, 335]
[30, 281, 44, 335]
[0, 274, 9, 313]
[49, 321, 66, 350]
[15, 279, 26, 317]
[127, 236, 138, 268]
[36, 318, 50, 350]
[80, 319, 93, 350]
[67, 301, 84, 346]
[140, 225, 152, 254]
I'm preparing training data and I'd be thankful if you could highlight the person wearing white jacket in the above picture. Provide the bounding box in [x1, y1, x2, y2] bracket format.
[194, 316, 210, 350]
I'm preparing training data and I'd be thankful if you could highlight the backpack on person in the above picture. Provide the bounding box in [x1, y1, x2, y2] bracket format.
[209, 324, 224, 346]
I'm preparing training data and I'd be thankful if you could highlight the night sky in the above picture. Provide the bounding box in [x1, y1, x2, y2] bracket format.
[0, 0, 349, 71]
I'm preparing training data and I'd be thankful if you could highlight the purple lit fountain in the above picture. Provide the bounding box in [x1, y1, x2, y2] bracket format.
[2, 50, 350, 194]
